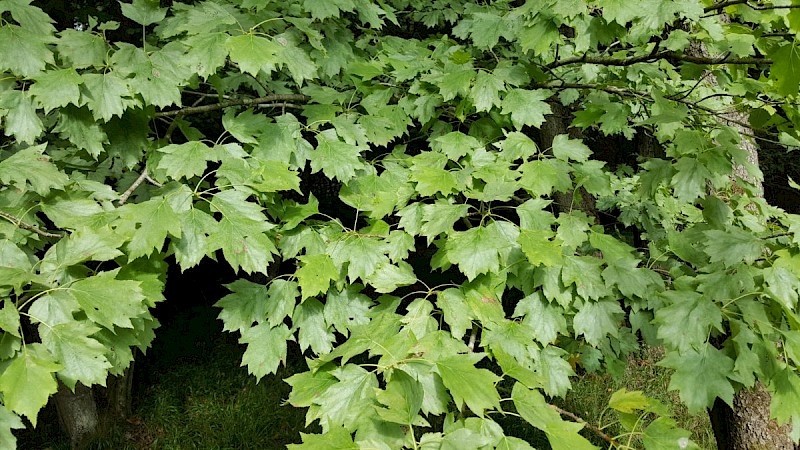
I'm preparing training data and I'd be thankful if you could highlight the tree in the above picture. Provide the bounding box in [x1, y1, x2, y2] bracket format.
[2, 0, 800, 448]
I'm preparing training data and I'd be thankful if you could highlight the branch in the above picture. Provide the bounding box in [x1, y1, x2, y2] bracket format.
[118, 169, 162, 206]
[704, 0, 749, 12]
[0, 210, 63, 238]
[547, 50, 671, 69]
[154, 94, 311, 117]
[255, 102, 305, 110]
[536, 82, 792, 147]
[705, 0, 800, 12]
[549, 404, 621, 447]
[547, 50, 770, 70]
[669, 53, 771, 65]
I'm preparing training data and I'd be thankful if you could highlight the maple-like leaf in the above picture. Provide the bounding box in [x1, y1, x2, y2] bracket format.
[0, 345, 60, 427]
[239, 323, 292, 380]
[29, 68, 82, 112]
[551, 135, 591, 162]
[518, 159, 572, 197]
[573, 300, 624, 346]
[501, 89, 552, 129]
[120, 0, 167, 26]
[0, 91, 43, 145]
[81, 73, 132, 122]
[215, 279, 269, 333]
[329, 234, 388, 283]
[0, 24, 54, 76]
[436, 289, 473, 340]
[156, 141, 218, 180]
[497, 132, 539, 161]
[310, 129, 367, 182]
[511, 383, 597, 450]
[40, 321, 112, 390]
[172, 208, 217, 271]
[446, 222, 516, 281]
[117, 195, 184, 260]
[0, 145, 68, 196]
[287, 426, 357, 450]
[770, 369, 800, 428]
[68, 271, 148, 330]
[308, 364, 378, 430]
[513, 293, 566, 345]
[518, 229, 564, 267]
[770, 42, 800, 97]
[470, 70, 505, 112]
[323, 286, 372, 336]
[436, 353, 501, 416]
[703, 229, 763, 266]
[658, 345, 735, 413]
[433, 131, 483, 160]
[56, 29, 107, 68]
[226, 34, 281, 76]
[0, 404, 24, 450]
[296, 254, 339, 299]
[435, 68, 474, 101]
[366, 261, 417, 293]
[375, 370, 424, 425]
[184, 32, 230, 79]
[642, 417, 699, 450]
[207, 190, 277, 274]
[654, 291, 721, 352]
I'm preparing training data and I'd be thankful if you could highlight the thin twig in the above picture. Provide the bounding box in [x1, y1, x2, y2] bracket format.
[547, 50, 770, 70]
[254, 102, 305, 110]
[534, 81, 799, 148]
[154, 94, 310, 117]
[704, 0, 800, 12]
[118, 169, 159, 205]
[164, 113, 182, 142]
[144, 173, 162, 188]
[549, 404, 621, 447]
[0, 210, 63, 238]
[547, 50, 671, 69]
[703, 0, 750, 12]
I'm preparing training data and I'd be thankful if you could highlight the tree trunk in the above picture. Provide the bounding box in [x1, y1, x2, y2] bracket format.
[103, 362, 135, 420]
[706, 112, 793, 448]
[710, 382, 793, 450]
[539, 100, 597, 217]
[54, 383, 99, 450]
[684, 28, 794, 447]
[53, 362, 135, 449]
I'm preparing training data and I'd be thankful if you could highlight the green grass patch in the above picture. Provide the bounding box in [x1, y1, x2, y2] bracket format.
[555, 347, 717, 449]
[19, 314, 714, 449]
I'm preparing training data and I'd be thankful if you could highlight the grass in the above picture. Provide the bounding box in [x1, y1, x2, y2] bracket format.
[17, 307, 715, 449]
[556, 347, 717, 449]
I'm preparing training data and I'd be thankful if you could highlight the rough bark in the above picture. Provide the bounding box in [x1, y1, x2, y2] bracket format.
[539, 101, 598, 217]
[710, 383, 793, 450]
[688, 35, 793, 450]
[53, 363, 135, 449]
[54, 383, 99, 450]
[103, 362, 135, 420]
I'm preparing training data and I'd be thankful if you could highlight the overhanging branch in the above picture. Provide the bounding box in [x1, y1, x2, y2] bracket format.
[547, 51, 771, 70]
[154, 94, 311, 117]
[0, 210, 63, 238]
[704, 0, 800, 12]
[535, 81, 789, 146]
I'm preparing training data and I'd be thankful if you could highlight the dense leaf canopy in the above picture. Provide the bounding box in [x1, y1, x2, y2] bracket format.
[3, 0, 800, 447]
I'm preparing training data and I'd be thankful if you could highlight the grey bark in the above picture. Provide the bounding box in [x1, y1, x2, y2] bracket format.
[539, 100, 598, 216]
[688, 34, 793, 450]
[54, 383, 99, 450]
[710, 383, 793, 450]
[54, 362, 135, 449]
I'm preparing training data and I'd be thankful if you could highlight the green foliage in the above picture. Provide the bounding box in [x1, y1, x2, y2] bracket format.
[3, 0, 800, 448]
